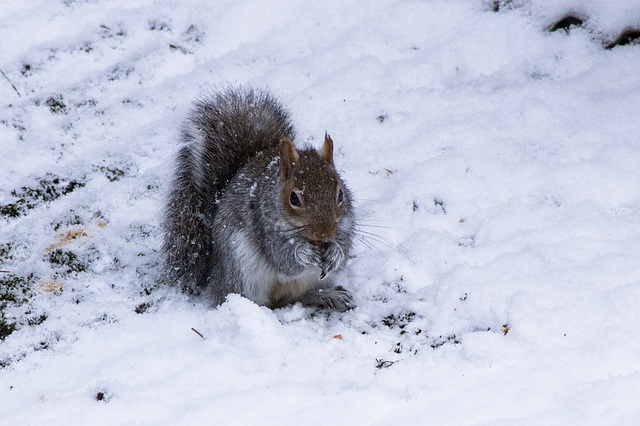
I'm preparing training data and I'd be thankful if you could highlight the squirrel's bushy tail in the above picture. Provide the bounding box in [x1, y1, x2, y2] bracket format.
[163, 87, 295, 290]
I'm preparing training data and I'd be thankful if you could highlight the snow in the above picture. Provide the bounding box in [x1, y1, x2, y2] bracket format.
[1, 0, 640, 424]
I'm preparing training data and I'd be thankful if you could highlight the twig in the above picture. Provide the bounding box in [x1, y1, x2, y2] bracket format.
[0, 270, 10, 273]
[191, 327, 204, 339]
[0, 69, 21, 98]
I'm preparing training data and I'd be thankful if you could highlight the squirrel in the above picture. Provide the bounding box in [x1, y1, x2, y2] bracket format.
[163, 87, 356, 311]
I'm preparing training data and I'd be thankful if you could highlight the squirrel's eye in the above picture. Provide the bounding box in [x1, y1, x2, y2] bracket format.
[290, 191, 302, 207]
[337, 188, 344, 205]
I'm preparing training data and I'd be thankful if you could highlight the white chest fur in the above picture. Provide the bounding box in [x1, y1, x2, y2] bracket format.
[229, 229, 321, 307]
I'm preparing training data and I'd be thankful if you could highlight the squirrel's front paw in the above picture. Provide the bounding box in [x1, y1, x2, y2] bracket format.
[319, 246, 345, 279]
[299, 286, 355, 312]
[294, 243, 323, 269]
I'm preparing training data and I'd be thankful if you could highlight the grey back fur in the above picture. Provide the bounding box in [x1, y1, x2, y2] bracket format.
[163, 88, 294, 293]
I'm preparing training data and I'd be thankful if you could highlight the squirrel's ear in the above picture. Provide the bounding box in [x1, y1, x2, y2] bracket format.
[279, 137, 299, 182]
[321, 132, 334, 166]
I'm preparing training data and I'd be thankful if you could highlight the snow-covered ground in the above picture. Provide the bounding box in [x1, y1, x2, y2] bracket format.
[1, 0, 640, 424]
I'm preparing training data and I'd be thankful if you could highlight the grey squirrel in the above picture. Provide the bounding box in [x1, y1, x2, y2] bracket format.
[163, 87, 356, 311]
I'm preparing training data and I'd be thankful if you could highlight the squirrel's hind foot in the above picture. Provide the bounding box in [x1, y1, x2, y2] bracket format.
[299, 285, 355, 312]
